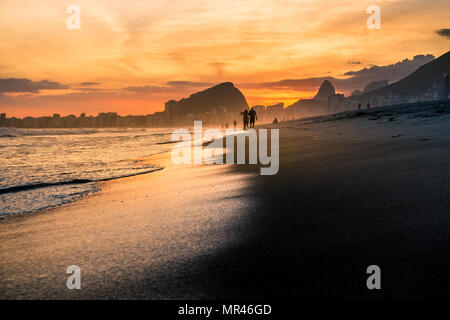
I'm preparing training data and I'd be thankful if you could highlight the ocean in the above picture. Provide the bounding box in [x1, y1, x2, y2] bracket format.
[0, 127, 176, 216]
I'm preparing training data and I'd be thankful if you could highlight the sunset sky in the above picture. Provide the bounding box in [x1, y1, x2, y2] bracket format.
[0, 0, 449, 117]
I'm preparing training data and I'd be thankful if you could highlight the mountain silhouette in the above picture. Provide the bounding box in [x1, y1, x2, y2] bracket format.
[286, 80, 336, 117]
[313, 80, 336, 101]
[167, 82, 249, 117]
[361, 51, 450, 99]
[351, 90, 363, 97]
[363, 80, 389, 94]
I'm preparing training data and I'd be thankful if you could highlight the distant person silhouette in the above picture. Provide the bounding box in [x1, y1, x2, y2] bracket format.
[249, 107, 257, 128]
[225, 121, 229, 129]
[273, 117, 278, 124]
[241, 110, 249, 130]
[233, 120, 237, 128]
[358, 103, 361, 110]
[367, 102, 370, 109]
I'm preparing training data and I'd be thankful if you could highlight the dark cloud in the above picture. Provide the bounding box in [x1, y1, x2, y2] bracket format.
[242, 77, 372, 97]
[124, 81, 213, 94]
[0, 78, 68, 93]
[436, 29, 450, 38]
[244, 78, 335, 91]
[78, 82, 101, 86]
[343, 54, 435, 81]
[242, 53, 437, 97]
[1, 53, 440, 113]
[166, 81, 212, 88]
[123, 85, 177, 94]
[72, 87, 110, 92]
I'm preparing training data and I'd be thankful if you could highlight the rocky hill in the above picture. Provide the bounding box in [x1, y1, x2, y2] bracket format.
[286, 80, 336, 117]
[363, 80, 389, 94]
[167, 82, 249, 117]
[361, 51, 450, 99]
[313, 80, 336, 101]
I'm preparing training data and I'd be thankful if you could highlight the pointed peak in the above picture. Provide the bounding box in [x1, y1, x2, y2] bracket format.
[314, 80, 335, 101]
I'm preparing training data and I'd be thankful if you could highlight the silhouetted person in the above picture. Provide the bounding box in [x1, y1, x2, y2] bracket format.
[241, 110, 249, 130]
[225, 121, 229, 129]
[367, 102, 370, 109]
[358, 103, 361, 110]
[233, 120, 237, 128]
[249, 107, 257, 128]
[273, 117, 278, 124]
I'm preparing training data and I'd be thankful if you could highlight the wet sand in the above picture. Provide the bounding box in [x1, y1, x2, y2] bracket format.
[1, 101, 450, 299]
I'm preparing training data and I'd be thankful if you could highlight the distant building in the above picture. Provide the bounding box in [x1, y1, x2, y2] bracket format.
[97, 112, 118, 127]
[266, 103, 284, 113]
[164, 100, 179, 124]
[252, 105, 265, 112]
[328, 94, 345, 113]
[0, 113, 6, 120]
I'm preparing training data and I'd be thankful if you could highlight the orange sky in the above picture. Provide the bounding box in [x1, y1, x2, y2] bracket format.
[0, 0, 449, 117]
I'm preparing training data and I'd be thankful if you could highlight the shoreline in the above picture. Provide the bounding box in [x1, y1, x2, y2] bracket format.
[0, 125, 251, 219]
[2, 98, 448, 220]
[0, 146, 259, 299]
[0, 157, 166, 221]
[1, 100, 450, 299]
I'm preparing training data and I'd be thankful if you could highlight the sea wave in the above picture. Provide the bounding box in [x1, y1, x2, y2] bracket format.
[0, 182, 99, 217]
[0, 167, 163, 195]
[0, 127, 173, 216]
[0, 127, 155, 138]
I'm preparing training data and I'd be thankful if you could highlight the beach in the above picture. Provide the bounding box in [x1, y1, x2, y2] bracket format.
[1, 101, 450, 299]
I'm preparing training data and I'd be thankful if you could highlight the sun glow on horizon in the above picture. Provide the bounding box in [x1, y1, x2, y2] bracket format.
[0, 0, 449, 117]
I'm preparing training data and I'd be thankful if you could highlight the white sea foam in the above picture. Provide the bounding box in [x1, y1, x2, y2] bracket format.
[0, 128, 173, 216]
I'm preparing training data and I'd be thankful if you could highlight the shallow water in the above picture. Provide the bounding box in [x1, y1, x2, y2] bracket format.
[0, 128, 175, 216]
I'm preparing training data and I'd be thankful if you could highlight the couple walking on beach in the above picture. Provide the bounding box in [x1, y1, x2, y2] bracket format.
[241, 107, 257, 130]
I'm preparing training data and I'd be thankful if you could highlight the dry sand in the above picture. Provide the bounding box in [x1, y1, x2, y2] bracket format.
[1, 100, 450, 299]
